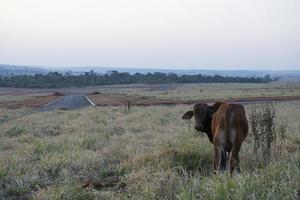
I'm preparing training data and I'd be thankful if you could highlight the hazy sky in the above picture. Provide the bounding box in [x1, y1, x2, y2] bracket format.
[0, 0, 299, 70]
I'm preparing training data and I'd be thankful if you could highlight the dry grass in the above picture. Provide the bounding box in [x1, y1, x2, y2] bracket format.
[83, 82, 300, 100]
[0, 101, 299, 199]
[1, 82, 299, 108]
[0, 94, 48, 103]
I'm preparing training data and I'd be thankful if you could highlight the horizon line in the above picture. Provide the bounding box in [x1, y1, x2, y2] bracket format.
[0, 63, 299, 72]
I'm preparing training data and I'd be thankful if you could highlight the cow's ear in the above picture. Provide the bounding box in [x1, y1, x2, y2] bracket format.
[182, 111, 194, 120]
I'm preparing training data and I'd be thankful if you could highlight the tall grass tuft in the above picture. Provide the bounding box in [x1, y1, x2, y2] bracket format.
[249, 103, 288, 166]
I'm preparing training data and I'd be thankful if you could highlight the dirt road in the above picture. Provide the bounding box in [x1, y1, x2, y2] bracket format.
[39, 95, 93, 111]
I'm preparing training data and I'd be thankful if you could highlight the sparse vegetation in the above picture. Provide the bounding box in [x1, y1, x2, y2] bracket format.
[0, 82, 299, 110]
[0, 102, 299, 199]
[249, 104, 289, 166]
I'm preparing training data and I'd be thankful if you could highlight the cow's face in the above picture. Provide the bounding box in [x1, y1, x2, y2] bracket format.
[182, 103, 214, 132]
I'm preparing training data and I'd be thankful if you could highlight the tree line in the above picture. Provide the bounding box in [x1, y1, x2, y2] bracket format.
[0, 71, 276, 88]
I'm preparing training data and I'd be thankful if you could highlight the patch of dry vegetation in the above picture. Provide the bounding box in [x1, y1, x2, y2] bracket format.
[0, 102, 299, 199]
[107, 82, 300, 101]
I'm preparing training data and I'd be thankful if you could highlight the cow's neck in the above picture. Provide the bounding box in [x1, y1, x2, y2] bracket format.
[204, 108, 214, 143]
[204, 121, 213, 143]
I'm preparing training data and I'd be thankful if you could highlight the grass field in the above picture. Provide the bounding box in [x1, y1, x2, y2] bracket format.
[0, 100, 299, 199]
[1, 82, 299, 108]
[110, 82, 300, 101]
[84, 80, 300, 100]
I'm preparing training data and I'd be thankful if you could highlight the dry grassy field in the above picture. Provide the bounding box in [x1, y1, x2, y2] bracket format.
[0, 82, 299, 108]
[0, 83, 299, 199]
[101, 82, 300, 101]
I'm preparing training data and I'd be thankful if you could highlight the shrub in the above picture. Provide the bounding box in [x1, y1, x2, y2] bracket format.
[5, 126, 25, 137]
[32, 126, 62, 138]
[53, 92, 64, 96]
[249, 104, 288, 166]
[108, 126, 126, 136]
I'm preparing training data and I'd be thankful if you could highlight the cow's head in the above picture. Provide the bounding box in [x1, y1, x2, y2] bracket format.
[182, 103, 214, 132]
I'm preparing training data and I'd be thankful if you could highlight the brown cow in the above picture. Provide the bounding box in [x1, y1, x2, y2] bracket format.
[182, 102, 248, 172]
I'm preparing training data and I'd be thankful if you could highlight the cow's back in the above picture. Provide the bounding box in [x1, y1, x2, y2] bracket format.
[212, 103, 248, 151]
[227, 104, 248, 144]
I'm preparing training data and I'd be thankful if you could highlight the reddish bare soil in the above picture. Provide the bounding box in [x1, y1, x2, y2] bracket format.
[0, 95, 61, 109]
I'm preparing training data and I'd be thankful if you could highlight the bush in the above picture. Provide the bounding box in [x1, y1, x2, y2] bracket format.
[53, 92, 64, 96]
[5, 126, 25, 137]
[91, 91, 101, 95]
[249, 104, 287, 166]
[32, 126, 62, 138]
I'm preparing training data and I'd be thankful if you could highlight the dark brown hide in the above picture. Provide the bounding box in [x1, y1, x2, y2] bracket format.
[182, 102, 248, 172]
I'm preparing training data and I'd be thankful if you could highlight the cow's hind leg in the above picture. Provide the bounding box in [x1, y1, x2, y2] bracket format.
[214, 146, 222, 171]
[229, 143, 241, 173]
[236, 155, 240, 172]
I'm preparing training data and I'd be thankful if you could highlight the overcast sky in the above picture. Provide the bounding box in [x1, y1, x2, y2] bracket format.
[0, 0, 299, 70]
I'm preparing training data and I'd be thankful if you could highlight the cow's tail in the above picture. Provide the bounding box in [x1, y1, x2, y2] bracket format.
[220, 108, 232, 170]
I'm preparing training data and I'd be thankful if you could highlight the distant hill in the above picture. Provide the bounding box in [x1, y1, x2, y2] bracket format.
[1, 64, 299, 79]
[54, 66, 300, 78]
[0, 64, 48, 76]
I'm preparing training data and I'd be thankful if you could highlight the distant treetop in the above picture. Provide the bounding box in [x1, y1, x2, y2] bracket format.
[0, 70, 277, 88]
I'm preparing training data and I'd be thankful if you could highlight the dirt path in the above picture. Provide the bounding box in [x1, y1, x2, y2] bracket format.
[38, 95, 93, 111]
